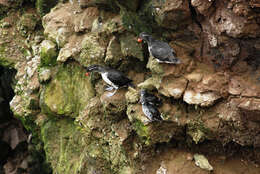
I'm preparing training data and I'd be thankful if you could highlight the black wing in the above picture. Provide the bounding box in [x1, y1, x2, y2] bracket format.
[150, 40, 176, 59]
[107, 69, 132, 87]
[144, 93, 162, 107]
[146, 104, 162, 121]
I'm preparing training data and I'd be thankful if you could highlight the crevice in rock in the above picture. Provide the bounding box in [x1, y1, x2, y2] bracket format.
[0, 66, 51, 174]
[188, 0, 203, 31]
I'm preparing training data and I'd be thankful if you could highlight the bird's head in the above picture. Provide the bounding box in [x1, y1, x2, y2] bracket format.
[140, 89, 147, 104]
[138, 32, 152, 43]
[85, 64, 104, 76]
[140, 89, 147, 96]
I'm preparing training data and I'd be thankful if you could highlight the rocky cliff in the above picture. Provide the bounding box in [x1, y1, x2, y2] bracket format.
[0, 0, 260, 173]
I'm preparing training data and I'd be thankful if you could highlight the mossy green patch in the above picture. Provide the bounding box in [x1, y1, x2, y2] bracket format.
[0, 44, 15, 67]
[40, 63, 95, 118]
[41, 117, 129, 174]
[119, 4, 152, 35]
[119, 33, 144, 61]
[17, 13, 39, 37]
[40, 40, 57, 67]
[133, 120, 150, 145]
[187, 120, 214, 144]
[41, 118, 88, 174]
[36, 0, 59, 17]
[117, 0, 140, 11]
[78, 34, 106, 67]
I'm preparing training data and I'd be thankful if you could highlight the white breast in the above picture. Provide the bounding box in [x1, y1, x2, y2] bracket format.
[101, 72, 118, 89]
[142, 104, 152, 120]
[148, 45, 153, 56]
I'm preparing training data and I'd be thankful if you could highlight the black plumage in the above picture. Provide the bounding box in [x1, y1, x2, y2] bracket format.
[85, 65, 133, 96]
[138, 32, 181, 64]
[141, 103, 162, 122]
[140, 89, 162, 107]
[140, 89, 162, 122]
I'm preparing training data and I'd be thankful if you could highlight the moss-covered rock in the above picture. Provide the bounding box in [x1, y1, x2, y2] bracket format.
[187, 120, 214, 144]
[137, 75, 162, 90]
[0, 44, 15, 67]
[79, 0, 118, 11]
[119, 4, 152, 35]
[117, 0, 140, 12]
[36, 0, 59, 17]
[152, 0, 191, 30]
[146, 56, 164, 74]
[41, 118, 112, 174]
[40, 63, 95, 117]
[125, 87, 139, 104]
[100, 90, 127, 120]
[75, 97, 134, 173]
[78, 33, 107, 67]
[17, 13, 39, 37]
[119, 33, 144, 61]
[40, 40, 57, 67]
[127, 104, 184, 145]
[105, 36, 124, 67]
[38, 67, 51, 82]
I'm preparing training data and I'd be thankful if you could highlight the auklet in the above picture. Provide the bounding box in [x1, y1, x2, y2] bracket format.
[140, 89, 162, 122]
[140, 89, 162, 107]
[85, 65, 133, 96]
[137, 32, 181, 64]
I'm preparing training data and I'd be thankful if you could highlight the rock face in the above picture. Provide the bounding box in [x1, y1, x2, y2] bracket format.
[0, 0, 260, 173]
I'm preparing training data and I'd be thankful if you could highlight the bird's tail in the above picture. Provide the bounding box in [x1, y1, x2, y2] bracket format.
[169, 56, 182, 64]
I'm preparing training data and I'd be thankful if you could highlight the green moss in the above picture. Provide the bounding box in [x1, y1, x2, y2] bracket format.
[36, 0, 59, 17]
[133, 120, 150, 145]
[41, 118, 116, 174]
[78, 34, 106, 67]
[41, 118, 86, 173]
[119, 33, 144, 61]
[117, 0, 140, 11]
[17, 13, 39, 37]
[0, 44, 15, 67]
[119, 4, 152, 35]
[187, 120, 214, 144]
[40, 40, 57, 67]
[0, 7, 8, 20]
[146, 57, 164, 74]
[40, 63, 95, 118]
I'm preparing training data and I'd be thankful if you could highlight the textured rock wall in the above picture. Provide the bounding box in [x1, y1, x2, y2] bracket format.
[0, 0, 259, 173]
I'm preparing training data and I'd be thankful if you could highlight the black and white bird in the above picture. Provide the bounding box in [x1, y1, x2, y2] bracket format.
[138, 32, 181, 64]
[85, 65, 133, 96]
[140, 89, 162, 122]
[140, 89, 162, 107]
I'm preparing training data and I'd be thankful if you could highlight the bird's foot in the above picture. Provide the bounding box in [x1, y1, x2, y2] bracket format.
[105, 85, 114, 91]
[106, 90, 117, 97]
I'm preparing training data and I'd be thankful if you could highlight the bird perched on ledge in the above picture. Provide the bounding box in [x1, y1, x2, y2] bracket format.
[137, 32, 181, 64]
[85, 65, 133, 97]
[140, 89, 162, 107]
[140, 89, 162, 122]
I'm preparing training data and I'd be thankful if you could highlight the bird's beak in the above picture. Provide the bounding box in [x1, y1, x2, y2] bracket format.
[137, 38, 143, 43]
[85, 72, 90, 76]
